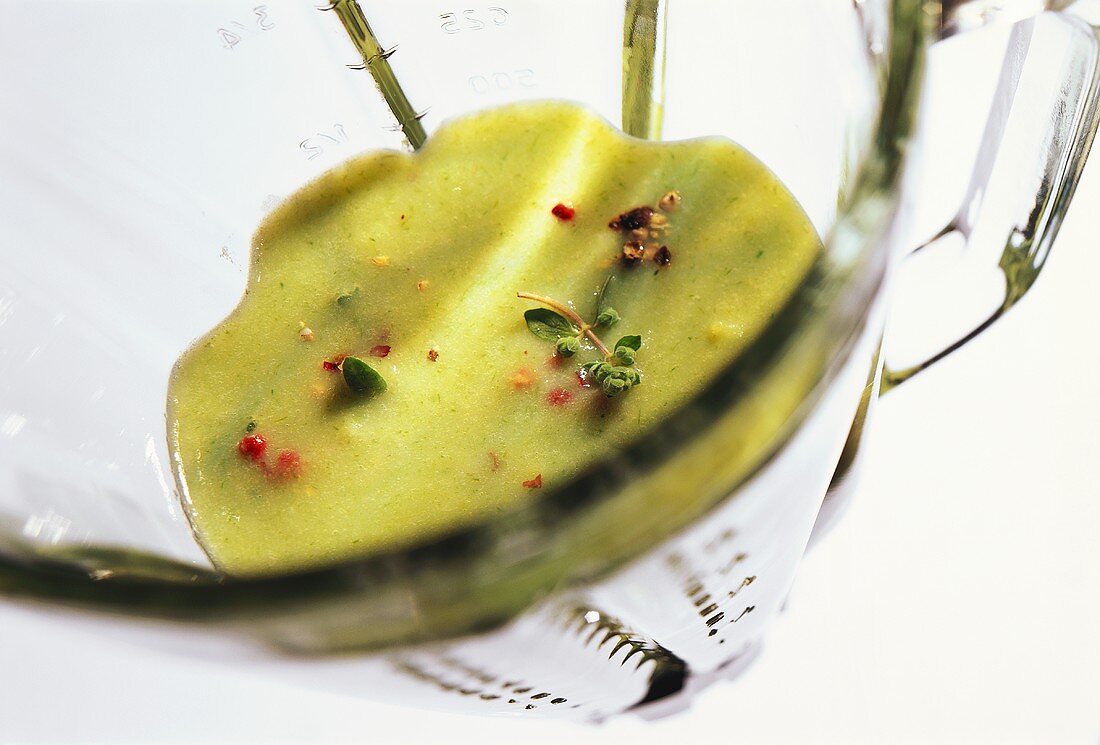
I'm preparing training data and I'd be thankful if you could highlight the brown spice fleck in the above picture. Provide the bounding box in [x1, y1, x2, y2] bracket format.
[488, 451, 502, 471]
[417, 279, 430, 291]
[427, 348, 439, 362]
[658, 190, 682, 212]
[616, 206, 654, 231]
[522, 474, 543, 489]
[621, 241, 646, 265]
[654, 245, 672, 267]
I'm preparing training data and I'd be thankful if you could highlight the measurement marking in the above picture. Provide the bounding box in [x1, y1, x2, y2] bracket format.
[728, 575, 755, 598]
[216, 5, 274, 50]
[703, 527, 737, 552]
[440, 7, 510, 33]
[718, 552, 748, 575]
[729, 606, 755, 624]
[299, 123, 349, 160]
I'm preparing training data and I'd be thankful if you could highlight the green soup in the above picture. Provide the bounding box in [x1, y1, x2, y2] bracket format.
[168, 102, 820, 576]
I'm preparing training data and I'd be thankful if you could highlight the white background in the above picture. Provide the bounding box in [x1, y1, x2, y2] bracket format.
[3, 34, 1100, 745]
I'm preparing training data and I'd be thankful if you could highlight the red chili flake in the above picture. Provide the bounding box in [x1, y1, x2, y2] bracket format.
[427, 348, 439, 362]
[488, 451, 502, 471]
[237, 434, 267, 461]
[576, 370, 591, 388]
[370, 345, 391, 358]
[522, 474, 543, 489]
[323, 353, 348, 372]
[654, 245, 672, 267]
[547, 387, 573, 407]
[546, 352, 565, 369]
[272, 449, 302, 479]
[551, 203, 575, 221]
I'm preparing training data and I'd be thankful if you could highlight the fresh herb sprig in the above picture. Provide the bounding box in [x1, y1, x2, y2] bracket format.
[516, 276, 642, 397]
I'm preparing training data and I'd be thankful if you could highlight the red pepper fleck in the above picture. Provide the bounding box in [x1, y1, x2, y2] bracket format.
[237, 434, 267, 461]
[522, 474, 543, 489]
[427, 348, 439, 362]
[488, 451, 502, 471]
[272, 449, 302, 479]
[576, 370, 591, 388]
[323, 354, 348, 372]
[551, 203, 575, 221]
[547, 387, 573, 407]
[546, 352, 565, 369]
[370, 345, 391, 358]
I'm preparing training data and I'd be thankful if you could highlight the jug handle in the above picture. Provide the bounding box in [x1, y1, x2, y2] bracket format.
[881, 8, 1100, 393]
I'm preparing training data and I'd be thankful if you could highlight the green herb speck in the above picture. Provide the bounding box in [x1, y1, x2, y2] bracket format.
[342, 356, 387, 397]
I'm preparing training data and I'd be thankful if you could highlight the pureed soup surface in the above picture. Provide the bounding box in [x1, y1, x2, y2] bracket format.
[169, 102, 821, 576]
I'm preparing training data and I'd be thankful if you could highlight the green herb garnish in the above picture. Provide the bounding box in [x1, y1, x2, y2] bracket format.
[555, 336, 581, 357]
[341, 355, 387, 397]
[335, 287, 362, 307]
[523, 307, 577, 342]
[615, 334, 641, 351]
[594, 276, 621, 328]
[516, 281, 642, 397]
